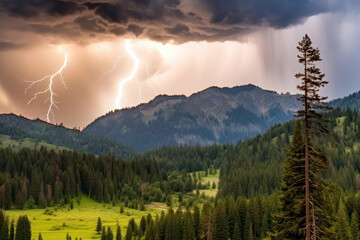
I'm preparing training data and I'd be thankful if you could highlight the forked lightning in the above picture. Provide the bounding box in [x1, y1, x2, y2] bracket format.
[25, 48, 68, 123]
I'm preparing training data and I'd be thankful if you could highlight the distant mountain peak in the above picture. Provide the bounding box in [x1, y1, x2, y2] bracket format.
[84, 85, 301, 152]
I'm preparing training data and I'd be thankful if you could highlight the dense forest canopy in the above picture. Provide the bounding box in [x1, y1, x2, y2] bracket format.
[144, 108, 360, 199]
[0, 147, 203, 209]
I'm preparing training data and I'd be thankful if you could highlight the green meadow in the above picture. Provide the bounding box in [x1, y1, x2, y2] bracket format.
[4, 171, 220, 240]
[0, 135, 68, 152]
[6, 197, 162, 240]
[194, 170, 219, 198]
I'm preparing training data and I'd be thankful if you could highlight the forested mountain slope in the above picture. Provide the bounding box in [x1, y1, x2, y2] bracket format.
[0, 114, 135, 158]
[146, 108, 360, 198]
[85, 84, 301, 152]
[330, 90, 360, 112]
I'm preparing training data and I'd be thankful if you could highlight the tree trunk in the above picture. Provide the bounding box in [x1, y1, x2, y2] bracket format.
[304, 51, 311, 240]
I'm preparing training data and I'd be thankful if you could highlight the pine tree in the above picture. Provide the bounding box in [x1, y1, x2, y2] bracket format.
[158, 211, 167, 240]
[125, 220, 133, 240]
[201, 203, 213, 240]
[351, 211, 360, 240]
[233, 222, 241, 240]
[145, 218, 155, 240]
[244, 212, 252, 240]
[38, 233, 43, 240]
[5, 180, 12, 210]
[272, 121, 306, 239]
[213, 200, 228, 240]
[248, 223, 254, 240]
[101, 226, 107, 240]
[140, 216, 146, 236]
[107, 226, 113, 240]
[0, 220, 9, 240]
[225, 196, 236, 238]
[295, 33, 331, 240]
[0, 212, 4, 235]
[165, 210, 174, 240]
[116, 225, 121, 240]
[333, 200, 351, 240]
[96, 217, 102, 234]
[193, 205, 200, 240]
[9, 220, 14, 240]
[15, 215, 31, 240]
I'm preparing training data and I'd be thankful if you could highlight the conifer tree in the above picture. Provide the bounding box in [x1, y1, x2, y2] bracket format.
[9, 220, 14, 240]
[101, 226, 107, 240]
[272, 121, 306, 239]
[15, 215, 31, 240]
[201, 203, 213, 240]
[333, 200, 351, 240]
[107, 226, 113, 240]
[0, 212, 4, 232]
[193, 205, 200, 240]
[158, 211, 167, 240]
[351, 211, 360, 240]
[295, 33, 331, 240]
[140, 216, 146, 236]
[145, 219, 155, 240]
[38, 233, 43, 240]
[165, 209, 174, 240]
[125, 220, 133, 240]
[213, 200, 228, 240]
[4, 181, 12, 210]
[96, 217, 102, 234]
[248, 223, 254, 240]
[116, 225, 121, 240]
[233, 222, 241, 240]
[244, 212, 252, 240]
[0, 220, 9, 240]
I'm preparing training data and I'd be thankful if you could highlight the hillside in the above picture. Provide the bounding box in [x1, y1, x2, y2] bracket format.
[330, 90, 360, 112]
[145, 107, 360, 198]
[84, 84, 301, 152]
[0, 114, 135, 158]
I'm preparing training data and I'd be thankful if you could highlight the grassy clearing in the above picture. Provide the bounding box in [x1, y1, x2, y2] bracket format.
[6, 197, 162, 240]
[193, 170, 219, 198]
[0, 135, 68, 152]
[334, 116, 346, 136]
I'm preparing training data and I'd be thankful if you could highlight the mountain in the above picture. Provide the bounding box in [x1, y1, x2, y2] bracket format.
[84, 84, 301, 152]
[330, 90, 360, 112]
[145, 107, 360, 197]
[0, 114, 135, 158]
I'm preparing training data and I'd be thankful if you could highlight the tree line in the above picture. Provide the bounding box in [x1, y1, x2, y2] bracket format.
[0, 148, 199, 209]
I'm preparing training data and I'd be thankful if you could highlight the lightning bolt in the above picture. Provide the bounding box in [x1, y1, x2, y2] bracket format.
[97, 39, 157, 110]
[116, 39, 139, 109]
[25, 48, 68, 123]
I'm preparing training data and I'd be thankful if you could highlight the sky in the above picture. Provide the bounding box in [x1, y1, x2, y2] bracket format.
[0, 0, 359, 128]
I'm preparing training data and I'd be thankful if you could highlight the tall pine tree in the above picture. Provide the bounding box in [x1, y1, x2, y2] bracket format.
[294, 33, 331, 240]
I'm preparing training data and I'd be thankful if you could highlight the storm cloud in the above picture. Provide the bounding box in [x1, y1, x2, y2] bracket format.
[0, 0, 341, 44]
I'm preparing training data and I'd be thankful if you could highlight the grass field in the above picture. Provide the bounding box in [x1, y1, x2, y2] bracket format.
[195, 170, 219, 198]
[6, 197, 162, 240]
[0, 135, 68, 152]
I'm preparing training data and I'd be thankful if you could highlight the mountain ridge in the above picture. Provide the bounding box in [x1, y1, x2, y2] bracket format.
[0, 113, 135, 158]
[84, 84, 302, 152]
[2, 84, 359, 154]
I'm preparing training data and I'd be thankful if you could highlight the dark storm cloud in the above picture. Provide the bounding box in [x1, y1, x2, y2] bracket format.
[0, 0, 85, 18]
[203, 0, 330, 27]
[0, 0, 352, 44]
